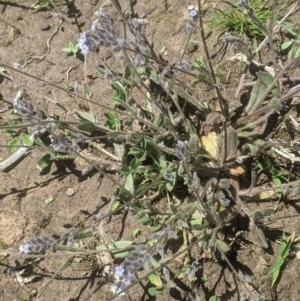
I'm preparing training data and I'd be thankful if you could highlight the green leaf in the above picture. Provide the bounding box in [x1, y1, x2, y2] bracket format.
[111, 81, 126, 94]
[190, 210, 204, 230]
[150, 224, 162, 232]
[150, 256, 161, 269]
[34, 137, 45, 147]
[77, 121, 95, 132]
[124, 173, 134, 194]
[280, 232, 294, 259]
[110, 200, 120, 213]
[267, 257, 284, 277]
[130, 158, 141, 170]
[83, 82, 92, 98]
[215, 239, 231, 254]
[23, 134, 33, 146]
[209, 296, 218, 301]
[160, 46, 166, 54]
[295, 47, 300, 58]
[62, 41, 78, 55]
[123, 65, 131, 79]
[132, 228, 141, 237]
[137, 214, 150, 224]
[273, 177, 282, 187]
[62, 46, 71, 53]
[44, 197, 54, 204]
[245, 143, 259, 155]
[271, 268, 280, 287]
[271, 97, 283, 113]
[111, 240, 133, 258]
[148, 287, 163, 296]
[137, 66, 150, 77]
[8, 138, 19, 153]
[113, 240, 133, 249]
[149, 273, 163, 287]
[76, 110, 96, 123]
[111, 249, 130, 259]
[266, 255, 285, 288]
[104, 111, 121, 130]
[37, 153, 52, 170]
[245, 71, 276, 114]
[111, 94, 133, 112]
[281, 40, 294, 50]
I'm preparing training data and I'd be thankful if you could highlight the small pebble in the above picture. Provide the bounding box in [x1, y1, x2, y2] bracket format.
[66, 188, 75, 196]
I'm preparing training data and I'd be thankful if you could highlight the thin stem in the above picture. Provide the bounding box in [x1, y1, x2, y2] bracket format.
[196, 0, 228, 118]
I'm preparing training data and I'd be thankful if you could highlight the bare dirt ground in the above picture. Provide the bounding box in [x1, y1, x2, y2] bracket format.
[1, 1, 300, 301]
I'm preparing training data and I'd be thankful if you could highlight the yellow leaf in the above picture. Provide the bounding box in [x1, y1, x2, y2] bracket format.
[201, 131, 219, 159]
[259, 190, 276, 200]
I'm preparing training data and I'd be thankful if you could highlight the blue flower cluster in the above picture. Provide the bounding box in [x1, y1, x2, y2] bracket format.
[111, 264, 136, 295]
[111, 245, 149, 296]
[19, 236, 56, 255]
[78, 10, 118, 56]
[78, 32, 90, 56]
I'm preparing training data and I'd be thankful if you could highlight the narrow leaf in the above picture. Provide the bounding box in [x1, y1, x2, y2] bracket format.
[267, 257, 284, 276]
[271, 268, 280, 287]
[44, 197, 54, 204]
[245, 71, 275, 114]
[113, 240, 133, 249]
[216, 239, 231, 254]
[76, 110, 96, 123]
[124, 173, 134, 194]
[77, 121, 95, 132]
[148, 287, 163, 296]
[281, 40, 294, 50]
[110, 200, 120, 213]
[9, 138, 19, 153]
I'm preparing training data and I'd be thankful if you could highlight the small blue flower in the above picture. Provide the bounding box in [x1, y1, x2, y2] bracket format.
[90, 20, 98, 31]
[114, 265, 125, 278]
[78, 32, 89, 55]
[188, 5, 199, 20]
[236, 0, 248, 8]
[123, 275, 133, 287]
[19, 243, 30, 254]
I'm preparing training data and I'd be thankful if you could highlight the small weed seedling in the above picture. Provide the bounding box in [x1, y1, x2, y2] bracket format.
[62, 41, 80, 57]
[281, 21, 300, 58]
[211, 0, 271, 39]
[265, 232, 295, 287]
